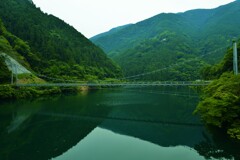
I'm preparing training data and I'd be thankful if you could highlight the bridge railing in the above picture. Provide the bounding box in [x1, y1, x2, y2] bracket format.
[15, 80, 211, 87]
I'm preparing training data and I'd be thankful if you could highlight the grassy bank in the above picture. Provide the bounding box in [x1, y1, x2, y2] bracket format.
[0, 85, 87, 100]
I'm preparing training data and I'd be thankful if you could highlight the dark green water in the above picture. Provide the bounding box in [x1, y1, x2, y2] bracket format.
[0, 87, 239, 160]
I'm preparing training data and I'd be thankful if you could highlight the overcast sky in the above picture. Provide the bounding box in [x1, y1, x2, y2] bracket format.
[32, 0, 235, 38]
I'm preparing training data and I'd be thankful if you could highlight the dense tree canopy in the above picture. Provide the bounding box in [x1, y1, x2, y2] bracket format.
[113, 31, 207, 81]
[195, 41, 240, 140]
[0, 0, 122, 81]
[0, 19, 32, 84]
[195, 73, 240, 139]
[91, 1, 240, 80]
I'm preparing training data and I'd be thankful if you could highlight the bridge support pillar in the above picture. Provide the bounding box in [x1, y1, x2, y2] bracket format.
[233, 40, 238, 75]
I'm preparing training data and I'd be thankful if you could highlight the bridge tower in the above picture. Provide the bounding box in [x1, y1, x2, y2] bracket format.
[233, 40, 238, 75]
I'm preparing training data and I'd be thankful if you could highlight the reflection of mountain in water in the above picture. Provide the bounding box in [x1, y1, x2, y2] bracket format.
[100, 115, 240, 160]
[0, 93, 109, 160]
[0, 89, 240, 160]
[99, 89, 207, 147]
[194, 127, 240, 160]
[100, 120, 208, 148]
[0, 110, 101, 160]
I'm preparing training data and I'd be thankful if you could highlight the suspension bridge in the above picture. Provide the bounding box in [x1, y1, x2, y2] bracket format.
[2, 41, 238, 88]
[0, 55, 215, 87]
[5, 58, 211, 87]
[6, 59, 211, 87]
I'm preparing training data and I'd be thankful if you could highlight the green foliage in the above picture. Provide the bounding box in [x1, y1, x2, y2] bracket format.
[40, 60, 121, 81]
[0, 85, 62, 99]
[0, 85, 15, 99]
[196, 40, 240, 140]
[201, 43, 240, 80]
[0, 18, 35, 83]
[92, 1, 240, 60]
[194, 73, 240, 139]
[0, 19, 6, 35]
[0, 36, 12, 53]
[227, 123, 240, 140]
[0, 56, 11, 83]
[113, 31, 207, 81]
[91, 1, 240, 80]
[0, 0, 122, 80]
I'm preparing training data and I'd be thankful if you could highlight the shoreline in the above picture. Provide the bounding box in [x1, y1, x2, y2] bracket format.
[0, 84, 89, 100]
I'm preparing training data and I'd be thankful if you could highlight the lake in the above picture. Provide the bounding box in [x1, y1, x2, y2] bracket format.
[0, 87, 239, 160]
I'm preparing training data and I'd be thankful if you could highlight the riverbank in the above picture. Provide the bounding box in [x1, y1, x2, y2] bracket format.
[194, 73, 240, 140]
[0, 85, 88, 100]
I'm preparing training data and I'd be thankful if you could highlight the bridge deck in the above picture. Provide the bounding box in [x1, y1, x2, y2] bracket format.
[16, 81, 210, 87]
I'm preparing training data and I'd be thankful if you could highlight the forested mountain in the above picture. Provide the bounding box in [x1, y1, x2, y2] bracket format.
[114, 31, 207, 80]
[0, 0, 122, 82]
[91, 1, 240, 80]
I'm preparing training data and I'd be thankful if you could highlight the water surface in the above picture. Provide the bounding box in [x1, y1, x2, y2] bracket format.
[0, 87, 239, 160]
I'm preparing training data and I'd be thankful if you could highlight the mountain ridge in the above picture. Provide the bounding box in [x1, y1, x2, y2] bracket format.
[0, 0, 122, 82]
[91, 1, 240, 80]
[91, 0, 240, 55]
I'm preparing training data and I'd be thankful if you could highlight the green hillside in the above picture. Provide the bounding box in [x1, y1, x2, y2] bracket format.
[0, 0, 122, 82]
[0, 19, 32, 83]
[114, 31, 207, 80]
[91, 1, 240, 80]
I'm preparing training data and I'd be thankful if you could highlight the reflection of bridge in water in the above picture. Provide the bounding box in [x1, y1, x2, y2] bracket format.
[16, 81, 210, 87]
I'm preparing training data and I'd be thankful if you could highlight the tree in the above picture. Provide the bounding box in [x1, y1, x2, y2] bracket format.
[194, 73, 240, 139]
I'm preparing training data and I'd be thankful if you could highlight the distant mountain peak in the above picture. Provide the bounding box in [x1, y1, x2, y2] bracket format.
[91, 1, 240, 80]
